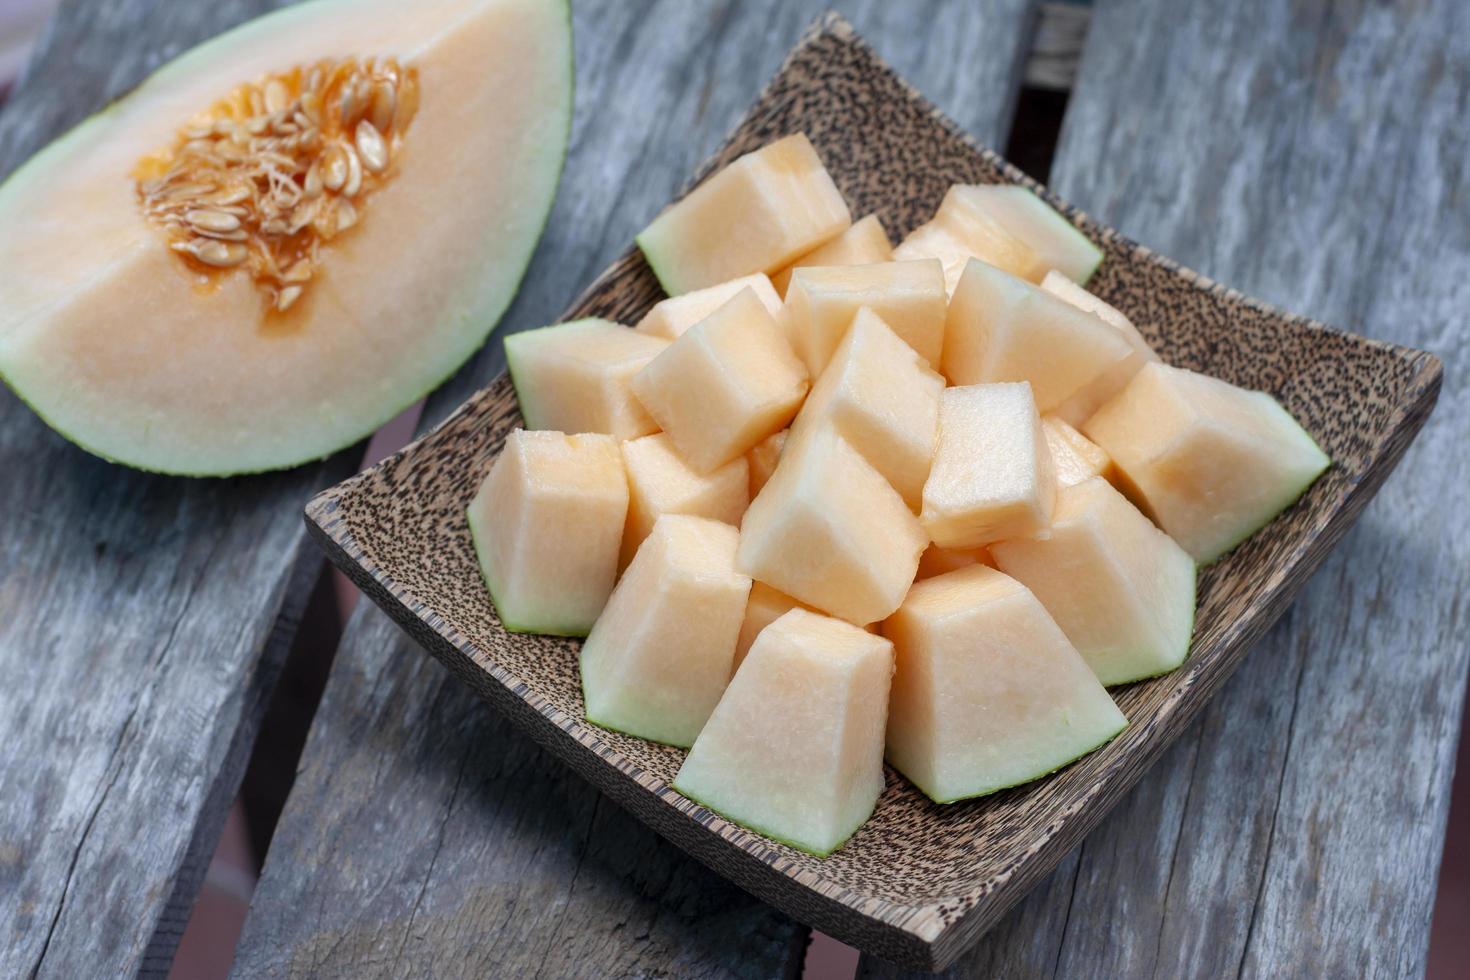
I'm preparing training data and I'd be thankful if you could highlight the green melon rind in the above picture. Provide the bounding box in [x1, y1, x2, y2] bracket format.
[466, 503, 592, 638]
[0, 0, 575, 477]
[581, 706, 696, 750]
[670, 778, 873, 858]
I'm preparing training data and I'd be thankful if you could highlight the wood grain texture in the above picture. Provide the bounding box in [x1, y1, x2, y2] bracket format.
[231, 2, 1039, 977]
[861, 0, 1470, 975]
[0, 3, 362, 978]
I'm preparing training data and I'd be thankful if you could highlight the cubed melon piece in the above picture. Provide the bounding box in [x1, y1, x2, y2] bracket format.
[1083, 362, 1331, 563]
[674, 608, 894, 856]
[942, 259, 1137, 415]
[1040, 270, 1155, 354]
[788, 308, 944, 510]
[991, 477, 1196, 686]
[635, 133, 851, 295]
[771, 213, 893, 295]
[738, 429, 927, 625]
[894, 184, 1103, 292]
[746, 429, 788, 498]
[580, 515, 751, 747]
[735, 581, 813, 670]
[631, 288, 809, 473]
[1043, 415, 1114, 488]
[1039, 272, 1159, 425]
[915, 544, 994, 580]
[883, 565, 1127, 802]
[619, 433, 748, 568]
[468, 430, 628, 636]
[505, 318, 669, 439]
[921, 383, 1056, 549]
[634, 274, 782, 340]
[782, 259, 947, 374]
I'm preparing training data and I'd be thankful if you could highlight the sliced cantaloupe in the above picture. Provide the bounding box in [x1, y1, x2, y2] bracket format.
[619, 432, 748, 569]
[771, 213, 893, 296]
[883, 564, 1127, 803]
[505, 318, 668, 440]
[1083, 362, 1331, 563]
[1038, 272, 1159, 426]
[783, 259, 947, 374]
[674, 608, 893, 856]
[942, 259, 1137, 415]
[636, 133, 851, 295]
[921, 383, 1056, 549]
[787, 308, 944, 511]
[894, 184, 1103, 293]
[734, 581, 813, 670]
[738, 428, 927, 626]
[631, 288, 808, 473]
[1043, 415, 1114, 488]
[1040, 270, 1154, 353]
[634, 273, 782, 340]
[991, 477, 1196, 686]
[468, 429, 628, 637]
[746, 429, 788, 498]
[0, 0, 573, 474]
[580, 515, 750, 747]
[915, 544, 994, 580]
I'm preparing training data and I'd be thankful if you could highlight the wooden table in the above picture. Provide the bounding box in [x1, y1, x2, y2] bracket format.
[0, 0, 1464, 977]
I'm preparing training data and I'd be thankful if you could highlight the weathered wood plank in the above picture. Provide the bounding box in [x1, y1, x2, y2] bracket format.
[232, 1, 1038, 975]
[861, 0, 1470, 976]
[0, 3, 365, 978]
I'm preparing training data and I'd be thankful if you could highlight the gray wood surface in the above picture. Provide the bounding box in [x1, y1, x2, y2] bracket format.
[230, 1, 1038, 976]
[861, 0, 1470, 976]
[0, 3, 359, 978]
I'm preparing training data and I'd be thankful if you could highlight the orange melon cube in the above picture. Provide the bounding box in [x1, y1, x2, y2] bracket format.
[634, 273, 782, 340]
[915, 544, 994, 580]
[782, 259, 947, 374]
[1039, 270, 1159, 424]
[771, 213, 893, 295]
[734, 581, 813, 670]
[745, 429, 787, 498]
[1042, 415, 1114, 488]
[619, 433, 748, 569]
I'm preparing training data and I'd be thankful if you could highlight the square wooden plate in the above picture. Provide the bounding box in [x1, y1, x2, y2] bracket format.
[304, 14, 1441, 971]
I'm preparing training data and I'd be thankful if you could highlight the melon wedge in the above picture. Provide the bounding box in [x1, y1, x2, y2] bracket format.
[783, 259, 948, 373]
[788, 308, 944, 511]
[943, 259, 1138, 415]
[1040, 270, 1155, 354]
[506, 319, 669, 439]
[1040, 273, 1159, 426]
[619, 432, 748, 569]
[746, 429, 788, 498]
[636, 133, 851, 295]
[735, 581, 813, 669]
[991, 477, 1196, 686]
[634, 274, 782, 340]
[1043, 415, 1114, 488]
[580, 515, 750, 747]
[631, 288, 808, 472]
[674, 608, 893, 856]
[738, 428, 927, 626]
[0, 0, 573, 474]
[771, 213, 893, 295]
[883, 565, 1127, 802]
[921, 383, 1056, 549]
[468, 429, 627, 636]
[894, 184, 1103, 292]
[1083, 362, 1331, 563]
[915, 544, 994, 580]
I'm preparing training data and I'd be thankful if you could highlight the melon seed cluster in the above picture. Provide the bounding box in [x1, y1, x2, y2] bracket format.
[136, 56, 419, 311]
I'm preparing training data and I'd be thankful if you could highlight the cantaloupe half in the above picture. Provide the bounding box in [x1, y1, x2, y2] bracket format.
[883, 565, 1127, 803]
[674, 608, 893, 856]
[0, 0, 573, 474]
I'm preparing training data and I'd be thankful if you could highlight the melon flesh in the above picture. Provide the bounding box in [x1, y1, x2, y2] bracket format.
[467, 429, 627, 636]
[1042, 273, 1159, 426]
[506, 318, 669, 439]
[735, 581, 813, 669]
[631, 288, 808, 473]
[771, 213, 892, 296]
[581, 515, 750, 747]
[943, 259, 1137, 414]
[915, 544, 994, 580]
[883, 565, 1127, 802]
[619, 432, 748, 569]
[894, 184, 1103, 293]
[636, 133, 851, 295]
[1043, 415, 1114, 488]
[634, 274, 782, 340]
[991, 477, 1196, 686]
[787, 308, 944, 511]
[783, 259, 947, 373]
[1083, 362, 1331, 563]
[922, 383, 1056, 549]
[746, 429, 788, 498]
[674, 608, 893, 856]
[0, 0, 573, 474]
[1040, 270, 1155, 354]
[738, 428, 927, 626]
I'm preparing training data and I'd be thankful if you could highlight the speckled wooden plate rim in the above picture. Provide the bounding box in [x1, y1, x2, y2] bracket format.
[303, 14, 1442, 971]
